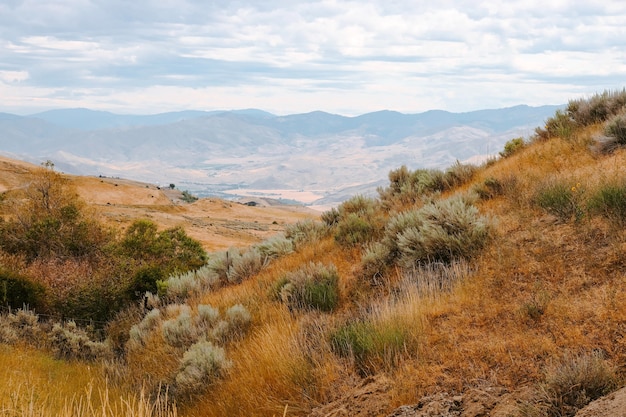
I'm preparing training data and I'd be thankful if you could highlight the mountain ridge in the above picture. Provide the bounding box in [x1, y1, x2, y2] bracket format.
[0, 104, 562, 207]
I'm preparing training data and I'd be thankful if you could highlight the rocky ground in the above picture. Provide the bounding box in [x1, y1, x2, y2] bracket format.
[307, 375, 626, 417]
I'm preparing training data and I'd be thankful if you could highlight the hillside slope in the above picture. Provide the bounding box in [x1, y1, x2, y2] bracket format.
[1, 91, 626, 417]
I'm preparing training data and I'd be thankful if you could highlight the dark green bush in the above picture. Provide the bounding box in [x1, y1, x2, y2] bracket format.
[0, 268, 46, 310]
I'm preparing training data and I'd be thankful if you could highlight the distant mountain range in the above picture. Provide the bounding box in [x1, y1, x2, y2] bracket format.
[0, 105, 561, 207]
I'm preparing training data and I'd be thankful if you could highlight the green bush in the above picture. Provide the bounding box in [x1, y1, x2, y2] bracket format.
[180, 190, 198, 203]
[499, 137, 526, 158]
[0, 268, 46, 310]
[335, 213, 376, 246]
[534, 109, 575, 141]
[378, 166, 446, 206]
[535, 181, 584, 222]
[587, 181, 626, 226]
[278, 262, 340, 312]
[333, 195, 384, 247]
[443, 161, 478, 189]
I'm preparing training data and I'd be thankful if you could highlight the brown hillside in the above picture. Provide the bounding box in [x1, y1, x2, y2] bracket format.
[0, 155, 317, 251]
[4, 91, 626, 417]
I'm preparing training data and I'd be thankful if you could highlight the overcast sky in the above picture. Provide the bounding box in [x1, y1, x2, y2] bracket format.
[1, 0, 625, 116]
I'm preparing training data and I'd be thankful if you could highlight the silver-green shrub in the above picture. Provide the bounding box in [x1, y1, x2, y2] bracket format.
[49, 321, 111, 361]
[0, 308, 48, 347]
[360, 242, 391, 285]
[254, 235, 294, 259]
[161, 308, 198, 348]
[175, 340, 231, 399]
[129, 308, 162, 347]
[396, 196, 491, 266]
[225, 304, 251, 339]
[227, 248, 267, 284]
[285, 220, 329, 249]
[196, 304, 220, 331]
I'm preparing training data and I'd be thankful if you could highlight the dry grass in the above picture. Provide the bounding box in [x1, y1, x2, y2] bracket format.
[4, 107, 626, 416]
[0, 345, 176, 416]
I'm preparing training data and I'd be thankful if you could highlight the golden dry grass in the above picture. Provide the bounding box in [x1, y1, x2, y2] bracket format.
[4, 114, 626, 416]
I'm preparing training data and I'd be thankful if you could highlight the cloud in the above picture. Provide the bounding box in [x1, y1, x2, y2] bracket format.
[0, 0, 625, 115]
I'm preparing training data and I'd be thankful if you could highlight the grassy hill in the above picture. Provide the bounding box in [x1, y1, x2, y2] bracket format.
[2, 90, 626, 416]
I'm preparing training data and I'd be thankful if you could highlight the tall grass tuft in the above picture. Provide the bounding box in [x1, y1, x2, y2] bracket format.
[535, 180, 585, 222]
[587, 179, 626, 226]
[524, 351, 618, 417]
[278, 262, 340, 312]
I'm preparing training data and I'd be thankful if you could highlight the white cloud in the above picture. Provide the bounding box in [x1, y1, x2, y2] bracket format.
[0, 0, 624, 115]
[0, 70, 29, 83]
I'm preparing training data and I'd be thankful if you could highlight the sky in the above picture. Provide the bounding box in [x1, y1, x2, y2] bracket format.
[0, 0, 625, 116]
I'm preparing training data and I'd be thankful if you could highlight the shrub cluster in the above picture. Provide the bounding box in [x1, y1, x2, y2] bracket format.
[160, 237, 293, 300]
[49, 320, 112, 361]
[331, 195, 385, 247]
[534, 89, 626, 142]
[360, 196, 492, 283]
[129, 302, 251, 351]
[0, 307, 44, 345]
[377, 163, 478, 209]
